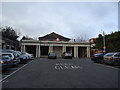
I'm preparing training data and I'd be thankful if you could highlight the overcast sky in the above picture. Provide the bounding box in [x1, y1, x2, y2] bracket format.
[1, 2, 118, 40]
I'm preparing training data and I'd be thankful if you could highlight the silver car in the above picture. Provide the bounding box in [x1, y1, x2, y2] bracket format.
[62, 52, 72, 59]
[2, 52, 20, 66]
[103, 52, 120, 65]
[0, 55, 13, 70]
[21, 52, 33, 60]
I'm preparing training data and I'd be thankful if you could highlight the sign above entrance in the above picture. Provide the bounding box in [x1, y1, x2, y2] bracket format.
[56, 38, 60, 41]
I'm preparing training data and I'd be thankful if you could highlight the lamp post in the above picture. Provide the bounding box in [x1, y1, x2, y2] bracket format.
[103, 31, 106, 53]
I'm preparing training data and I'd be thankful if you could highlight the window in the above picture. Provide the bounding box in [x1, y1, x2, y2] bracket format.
[118, 54, 120, 57]
[2, 54, 12, 57]
[105, 53, 114, 57]
[114, 53, 120, 57]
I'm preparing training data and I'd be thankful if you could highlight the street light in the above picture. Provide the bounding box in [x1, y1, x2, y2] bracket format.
[103, 31, 106, 53]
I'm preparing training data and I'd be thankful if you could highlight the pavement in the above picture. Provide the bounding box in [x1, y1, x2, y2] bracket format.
[1, 58, 119, 88]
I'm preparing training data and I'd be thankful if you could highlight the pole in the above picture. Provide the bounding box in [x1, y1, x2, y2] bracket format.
[103, 31, 106, 53]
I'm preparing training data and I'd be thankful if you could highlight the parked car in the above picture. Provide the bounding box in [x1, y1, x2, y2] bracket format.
[62, 52, 72, 59]
[91, 53, 105, 63]
[0, 55, 13, 70]
[27, 53, 34, 60]
[16, 51, 28, 64]
[103, 52, 120, 65]
[2, 49, 15, 53]
[48, 52, 57, 59]
[2, 51, 20, 66]
[21, 52, 33, 60]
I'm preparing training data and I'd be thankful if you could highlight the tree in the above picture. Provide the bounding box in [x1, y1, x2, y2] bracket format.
[75, 34, 89, 42]
[1, 26, 19, 41]
[95, 31, 120, 52]
[95, 35, 103, 50]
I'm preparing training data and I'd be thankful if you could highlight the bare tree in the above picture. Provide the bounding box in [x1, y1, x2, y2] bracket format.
[33, 37, 38, 40]
[74, 33, 89, 42]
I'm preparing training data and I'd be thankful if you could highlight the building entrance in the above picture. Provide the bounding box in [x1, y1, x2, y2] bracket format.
[78, 47, 87, 58]
[26, 45, 36, 57]
[53, 46, 62, 58]
[66, 47, 74, 57]
[41, 46, 49, 57]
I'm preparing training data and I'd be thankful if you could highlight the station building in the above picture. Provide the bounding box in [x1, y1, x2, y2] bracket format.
[21, 32, 90, 58]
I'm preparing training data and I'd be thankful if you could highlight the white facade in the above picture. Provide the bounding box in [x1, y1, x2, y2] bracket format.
[21, 40, 90, 58]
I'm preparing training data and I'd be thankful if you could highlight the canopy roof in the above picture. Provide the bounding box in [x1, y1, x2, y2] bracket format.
[38, 32, 70, 41]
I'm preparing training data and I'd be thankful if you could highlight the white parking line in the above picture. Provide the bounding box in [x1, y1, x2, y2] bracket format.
[0, 60, 34, 83]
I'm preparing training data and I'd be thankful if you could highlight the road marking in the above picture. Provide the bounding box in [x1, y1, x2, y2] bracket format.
[0, 60, 34, 83]
[55, 63, 73, 65]
[55, 63, 83, 70]
[55, 65, 83, 70]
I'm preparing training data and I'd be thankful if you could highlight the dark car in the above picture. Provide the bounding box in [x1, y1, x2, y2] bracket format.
[91, 53, 105, 63]
[48, 52, 57, 59]
[0, 55, 13, 70]
[103, 52, 120, 65]
[62, 52, 72, 59]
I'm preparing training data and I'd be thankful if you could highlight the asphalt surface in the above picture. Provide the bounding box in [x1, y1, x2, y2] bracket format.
[1, 58, 119, 88]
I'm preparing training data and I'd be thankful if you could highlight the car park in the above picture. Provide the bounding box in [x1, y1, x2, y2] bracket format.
[62, 52, 72, 59]
[48, 52, 57, 59]
[0, 55, 13, 70]
[103, 52, 120, 65]
[91, 53, 105, 63]
[0, 49, 34, 75]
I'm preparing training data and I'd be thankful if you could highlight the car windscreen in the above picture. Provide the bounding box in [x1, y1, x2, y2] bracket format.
[65, 52, 72, 54]
[21, 53, 25, 55]
[104, 53, 114, 57]
[49, 53, 56, 56]
[22, 52, 27, 55]
[94, 53, 103, 56]
[114, 53, 120, 57]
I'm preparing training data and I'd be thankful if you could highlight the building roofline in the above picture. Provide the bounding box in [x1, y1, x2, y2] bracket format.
[38, 32, 71, 40]
[21, 40, 90, 45]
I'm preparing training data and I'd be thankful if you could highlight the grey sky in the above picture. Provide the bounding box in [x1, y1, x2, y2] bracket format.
[1, 2, 118, 40]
